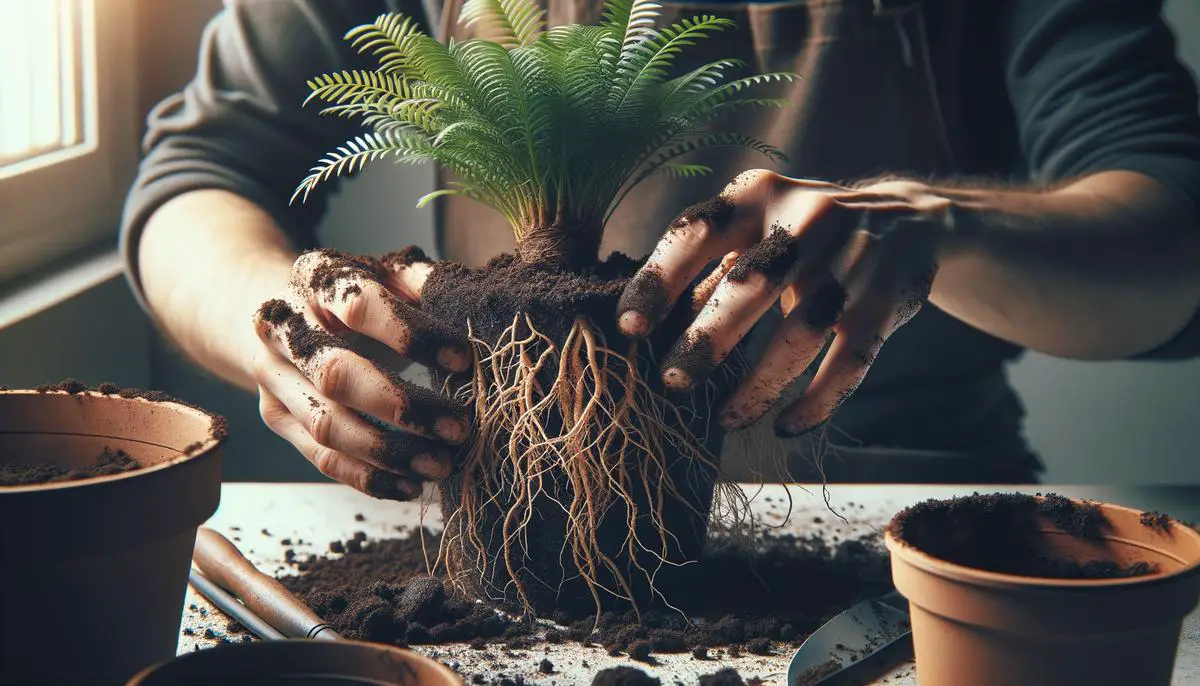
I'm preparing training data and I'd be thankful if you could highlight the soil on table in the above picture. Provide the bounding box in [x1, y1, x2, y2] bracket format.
[0, 446, 142, 486]
[887, 492, 1159, 579]
[279, 526, 891, 663]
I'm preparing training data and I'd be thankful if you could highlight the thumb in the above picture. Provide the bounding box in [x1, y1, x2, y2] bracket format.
[379, 247, 435, 303]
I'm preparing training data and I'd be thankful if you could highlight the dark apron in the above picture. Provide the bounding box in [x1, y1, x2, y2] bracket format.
[430, 0, 1043, 484]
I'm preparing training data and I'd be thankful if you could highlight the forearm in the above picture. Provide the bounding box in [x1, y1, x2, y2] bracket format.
[139, 190, 298, 390]
[927, 171, 1200, 359]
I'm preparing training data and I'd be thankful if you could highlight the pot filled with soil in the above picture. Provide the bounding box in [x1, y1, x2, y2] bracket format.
[0, 382, 226, 685]
[884, 493, 1200, 686]
[126, 639, 462, 686]
[292, 0, 795, 617]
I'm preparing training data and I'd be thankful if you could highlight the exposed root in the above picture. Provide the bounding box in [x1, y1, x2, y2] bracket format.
[436, 313, 753, 621]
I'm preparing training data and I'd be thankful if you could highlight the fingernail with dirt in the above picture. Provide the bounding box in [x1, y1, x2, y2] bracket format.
[773, 415, 825, 439]
[366, 471, 420, 501]
[619, 311, 650, 337]
[437, 345, 471, 373]
[411, 453, 450, 480]
[661, 332, 716, 392]
[616, 268, 669, 336]
[435, 417, 468, 444]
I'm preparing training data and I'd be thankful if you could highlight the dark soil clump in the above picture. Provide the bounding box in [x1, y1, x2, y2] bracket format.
[697, 668, 745, 686]
[422, 253, 641, 343]
[726, 224, 801, 287]
[0, 447, 142, 486]
[1140, 511, 1173, 531]
[888, 492, 1158, 579]
[591, 666, 661, 686]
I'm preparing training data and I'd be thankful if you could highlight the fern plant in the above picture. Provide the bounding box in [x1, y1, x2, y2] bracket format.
[294, 0, 796, 263]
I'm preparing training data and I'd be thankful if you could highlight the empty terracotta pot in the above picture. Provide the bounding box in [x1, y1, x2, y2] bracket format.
[0, 389, 224, 685]
[885, 495, 1200, 686]
[126, 639, 463, 685]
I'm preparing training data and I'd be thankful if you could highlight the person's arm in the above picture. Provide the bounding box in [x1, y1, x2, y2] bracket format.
[138, 189, 295, 390]
[122, 0, 376, 354]
[123, 1, 470, 499]
[925, 0, 1200, 360]
[615, 0, 1200, 435]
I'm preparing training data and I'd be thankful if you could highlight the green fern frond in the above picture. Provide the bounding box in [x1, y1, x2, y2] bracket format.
[461, 0, 546, 48]
[296, 0, 799, 246]
[292, 130, 434, 204]
[345, 14, 425, 75]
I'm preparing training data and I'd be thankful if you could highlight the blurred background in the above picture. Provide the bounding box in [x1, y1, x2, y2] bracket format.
[1, 0, 1197, 485]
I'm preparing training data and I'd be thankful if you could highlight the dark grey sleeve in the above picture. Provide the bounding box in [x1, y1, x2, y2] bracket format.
[118, 0, 398, 309]
[1001, 0, 1200, 360]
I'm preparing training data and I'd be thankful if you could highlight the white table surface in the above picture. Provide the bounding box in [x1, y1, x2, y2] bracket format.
[178, 483, 1200, 685]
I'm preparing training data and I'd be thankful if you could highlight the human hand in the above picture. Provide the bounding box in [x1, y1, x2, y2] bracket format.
[617, 170, 950, 437]
[250, 248, 471, 499]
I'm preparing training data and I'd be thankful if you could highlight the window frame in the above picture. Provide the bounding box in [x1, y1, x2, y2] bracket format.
[0, 0, 138, 282]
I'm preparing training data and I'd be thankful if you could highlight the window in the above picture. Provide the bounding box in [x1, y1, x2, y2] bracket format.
[0, 0, 136, 282]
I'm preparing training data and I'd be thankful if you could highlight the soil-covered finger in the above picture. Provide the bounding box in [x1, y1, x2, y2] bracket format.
[292, 344, 468, 446]
[299, 250, 468, 372]
[774, 313, 889, 438]
[661, 330, 719, 392]
[371, 360, 470, 445]
[258, 389, 421, 500]
[618, 195, 740, 337]
[256, 298, 349, 362]
[370, 430, 455, 480]
[254, 351, 385, 462]
[719, 312, 830, 430]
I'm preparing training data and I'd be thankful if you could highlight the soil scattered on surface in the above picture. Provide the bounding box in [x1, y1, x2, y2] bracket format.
[591, 666, 660, 686]
[887, 492, 1159, 579]
[279, 527, 890, 657]
[0, 447, 142, 486]
[791, 660, 839, 686]
[726, 225, 801, 287]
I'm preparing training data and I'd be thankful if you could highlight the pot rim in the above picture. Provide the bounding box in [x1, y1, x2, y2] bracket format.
[884, 497, 1200, 591]
[0, 389, 224, 495]
[125, 638, 463, 685]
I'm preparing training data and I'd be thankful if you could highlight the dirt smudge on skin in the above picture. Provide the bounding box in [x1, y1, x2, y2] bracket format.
[670, 195, 735, 232]
[727, 224, 801, 287]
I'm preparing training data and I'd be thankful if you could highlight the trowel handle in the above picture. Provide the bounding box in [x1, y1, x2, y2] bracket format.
[192, 527, 342, 641]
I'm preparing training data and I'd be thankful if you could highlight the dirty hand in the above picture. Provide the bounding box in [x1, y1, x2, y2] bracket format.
[617, 170, 949, 437]
[250, 249, 471, 500]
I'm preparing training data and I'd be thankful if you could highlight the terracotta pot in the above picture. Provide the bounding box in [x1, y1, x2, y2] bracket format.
[884, 496, 1200, 686]
[126, 640, 462, 686]
[0, 389, 224, 686]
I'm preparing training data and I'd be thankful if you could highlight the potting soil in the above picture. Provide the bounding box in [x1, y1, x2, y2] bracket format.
[0, 446, 142, 486]
[887, 492, 1160, 579]
[279, 527, 891, 658]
